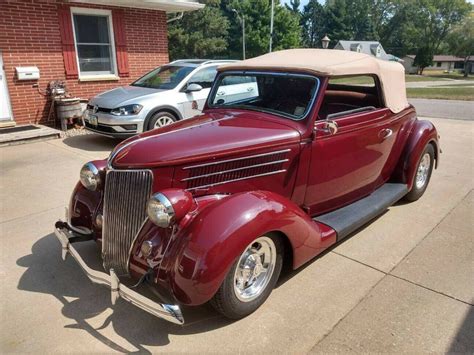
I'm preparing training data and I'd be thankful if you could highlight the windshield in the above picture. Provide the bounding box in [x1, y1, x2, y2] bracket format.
[132, 65, 195, 90]
[209, 72, 319, 120]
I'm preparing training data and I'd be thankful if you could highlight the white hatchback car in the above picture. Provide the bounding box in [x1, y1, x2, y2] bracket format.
[83, 59, 240, 137]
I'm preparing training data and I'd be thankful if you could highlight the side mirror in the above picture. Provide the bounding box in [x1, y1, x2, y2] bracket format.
[185, 83, 203, 93]
[314, 120, 338, 135]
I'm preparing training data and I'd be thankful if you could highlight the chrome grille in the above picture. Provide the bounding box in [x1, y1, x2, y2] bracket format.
[103, 169, 153, 275]
[182, 149, 290, 190]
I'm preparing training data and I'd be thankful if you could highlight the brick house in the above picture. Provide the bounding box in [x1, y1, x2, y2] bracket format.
[0, 0, 203, 127]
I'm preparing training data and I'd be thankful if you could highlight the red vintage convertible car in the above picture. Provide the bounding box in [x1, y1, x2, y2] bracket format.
[55, 49, 440, 325]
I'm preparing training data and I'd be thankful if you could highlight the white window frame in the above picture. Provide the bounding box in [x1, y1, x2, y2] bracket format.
[70, 7, 119, 81]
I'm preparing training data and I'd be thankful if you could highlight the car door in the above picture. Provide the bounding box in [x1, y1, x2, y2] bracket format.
[212, 76, 259, 104]
[178, 66, 218, 118]
[304, 78, 400, 215]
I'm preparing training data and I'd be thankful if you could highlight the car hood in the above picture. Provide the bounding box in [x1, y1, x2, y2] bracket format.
[110, 110, 301, 168]
[89, 85, 164, 108]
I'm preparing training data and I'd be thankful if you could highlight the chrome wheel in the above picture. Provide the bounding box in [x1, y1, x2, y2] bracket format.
[153, 115, 174, 128]
[233, 236, 276, 302]
[415, 153, 431, 189]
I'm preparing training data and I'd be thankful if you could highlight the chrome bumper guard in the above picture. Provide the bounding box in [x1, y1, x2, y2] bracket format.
[54, 222, 184, 325]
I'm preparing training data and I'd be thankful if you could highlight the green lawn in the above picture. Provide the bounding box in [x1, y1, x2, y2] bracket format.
[407, 87, 474, 100]
[433, 83, 474, 88]
[330, 76, 375, 85]
[405, 71, 474, 82]
[404, 75, 450, 82]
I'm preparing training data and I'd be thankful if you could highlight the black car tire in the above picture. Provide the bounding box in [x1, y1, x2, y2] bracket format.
[147, 111, 177, 131]
[404, 144, 435, 202]
[210, 233, 284, 319]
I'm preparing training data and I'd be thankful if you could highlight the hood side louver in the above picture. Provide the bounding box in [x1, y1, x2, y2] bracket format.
[182, 149, 290, 190]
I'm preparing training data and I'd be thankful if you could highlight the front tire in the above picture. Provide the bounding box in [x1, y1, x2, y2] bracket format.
[147, 111, 177, 130]
[210, 234, 284, 319]
[404, 144, 435, 202]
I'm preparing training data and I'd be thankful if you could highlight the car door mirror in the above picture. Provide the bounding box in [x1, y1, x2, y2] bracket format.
[314, 120, 338, 135]
[185, 83, 203, 93]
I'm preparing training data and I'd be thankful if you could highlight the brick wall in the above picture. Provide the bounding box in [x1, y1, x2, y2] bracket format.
[0, 0, 169, 125]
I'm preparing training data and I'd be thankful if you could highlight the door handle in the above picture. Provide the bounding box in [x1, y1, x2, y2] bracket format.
[217, 91, 225, 96]
[380, 128, 393, 140]
[246, 87, 253, 92]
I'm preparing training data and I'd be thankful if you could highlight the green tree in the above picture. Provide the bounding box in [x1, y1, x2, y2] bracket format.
[383, 0, 470, 60]
[226, 0, 301, 58]
[413, 46, 433, 74]
[325, 0, 353, 43]
[369, 0, 397, 40]
[447, 16, 474, 77]
[285, 0, 301, 14]
[323, 0, 378, 43]
[301, 0, 327, 47]
[167, 0, 229, 60]
[414, 0, 471, 55]
[346, 1, 377, 40]
[380, 1, 421, 57]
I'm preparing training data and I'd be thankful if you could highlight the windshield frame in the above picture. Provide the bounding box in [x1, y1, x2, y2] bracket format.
[131, 64, 197, 90]
[207, 71, 321, 121]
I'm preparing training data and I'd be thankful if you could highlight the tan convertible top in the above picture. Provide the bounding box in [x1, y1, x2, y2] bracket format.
[219, 48, 409, 113]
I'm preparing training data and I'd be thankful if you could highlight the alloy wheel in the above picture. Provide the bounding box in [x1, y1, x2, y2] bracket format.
[415, 153, 431, 189]
[233, 236, 277, 302]
[154, 116, 175, 128]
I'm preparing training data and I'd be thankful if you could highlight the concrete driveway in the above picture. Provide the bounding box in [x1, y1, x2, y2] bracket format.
[1, 117, 473, 353]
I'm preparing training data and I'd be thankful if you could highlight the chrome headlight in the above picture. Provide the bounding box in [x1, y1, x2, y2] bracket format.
[79, 162, 101, 191]
[111, 104, 143, 116]
[147, 193, 175, 228]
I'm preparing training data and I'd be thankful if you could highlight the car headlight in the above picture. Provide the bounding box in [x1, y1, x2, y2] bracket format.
[79, 162, 101, 191]
[111, 104, 143, 116]
[147, 193, 175, 228]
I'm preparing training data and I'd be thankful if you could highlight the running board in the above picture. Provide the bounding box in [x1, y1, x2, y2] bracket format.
[313, 183, 408, 242]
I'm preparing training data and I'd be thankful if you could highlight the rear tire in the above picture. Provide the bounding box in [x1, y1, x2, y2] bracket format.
[147, 111, 177, 130]
[404, 144, 434, 202]
[210, 233, 284, 319]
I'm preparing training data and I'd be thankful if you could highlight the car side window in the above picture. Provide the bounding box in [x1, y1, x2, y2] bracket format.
[186, 66, 218, 89]
[318, 75, 384, 120]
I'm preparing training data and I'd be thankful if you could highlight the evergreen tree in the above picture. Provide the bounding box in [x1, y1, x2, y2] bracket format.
[168, 0, 229, 60]
[226, 0, 301, 58]
[301, 0, 327, 47]
[285, 0, 301, 13]
[325, 0, 352, 43]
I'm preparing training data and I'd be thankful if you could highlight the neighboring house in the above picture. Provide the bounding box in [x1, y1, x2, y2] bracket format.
[403, 55, 474, 74]
[334, 41, 403, 63]
[0, 0, 204, 127]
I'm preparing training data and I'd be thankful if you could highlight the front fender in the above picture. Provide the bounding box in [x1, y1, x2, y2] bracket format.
[393, 119, 439, 190]
[68, 159, 106, 238]
[160, 191, 336, 306]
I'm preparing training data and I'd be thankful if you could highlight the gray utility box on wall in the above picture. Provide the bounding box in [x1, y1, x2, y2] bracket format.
[16, 66, 40, 80]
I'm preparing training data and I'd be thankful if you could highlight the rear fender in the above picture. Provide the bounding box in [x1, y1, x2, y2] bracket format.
[393, 119, 439, 190]
[161, 191, 336, 305]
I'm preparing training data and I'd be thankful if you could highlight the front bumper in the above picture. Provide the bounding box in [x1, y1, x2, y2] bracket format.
[54, 221, 184, 325]
[84, 122, 137, 138]
[83, 109, 146, 137]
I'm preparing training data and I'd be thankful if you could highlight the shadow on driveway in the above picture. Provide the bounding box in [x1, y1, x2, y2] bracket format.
[14, 204, 426, 352]
[448, 302, 474, 352]
[16, 234, 233, 353]
[62, 134, 122, 153]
